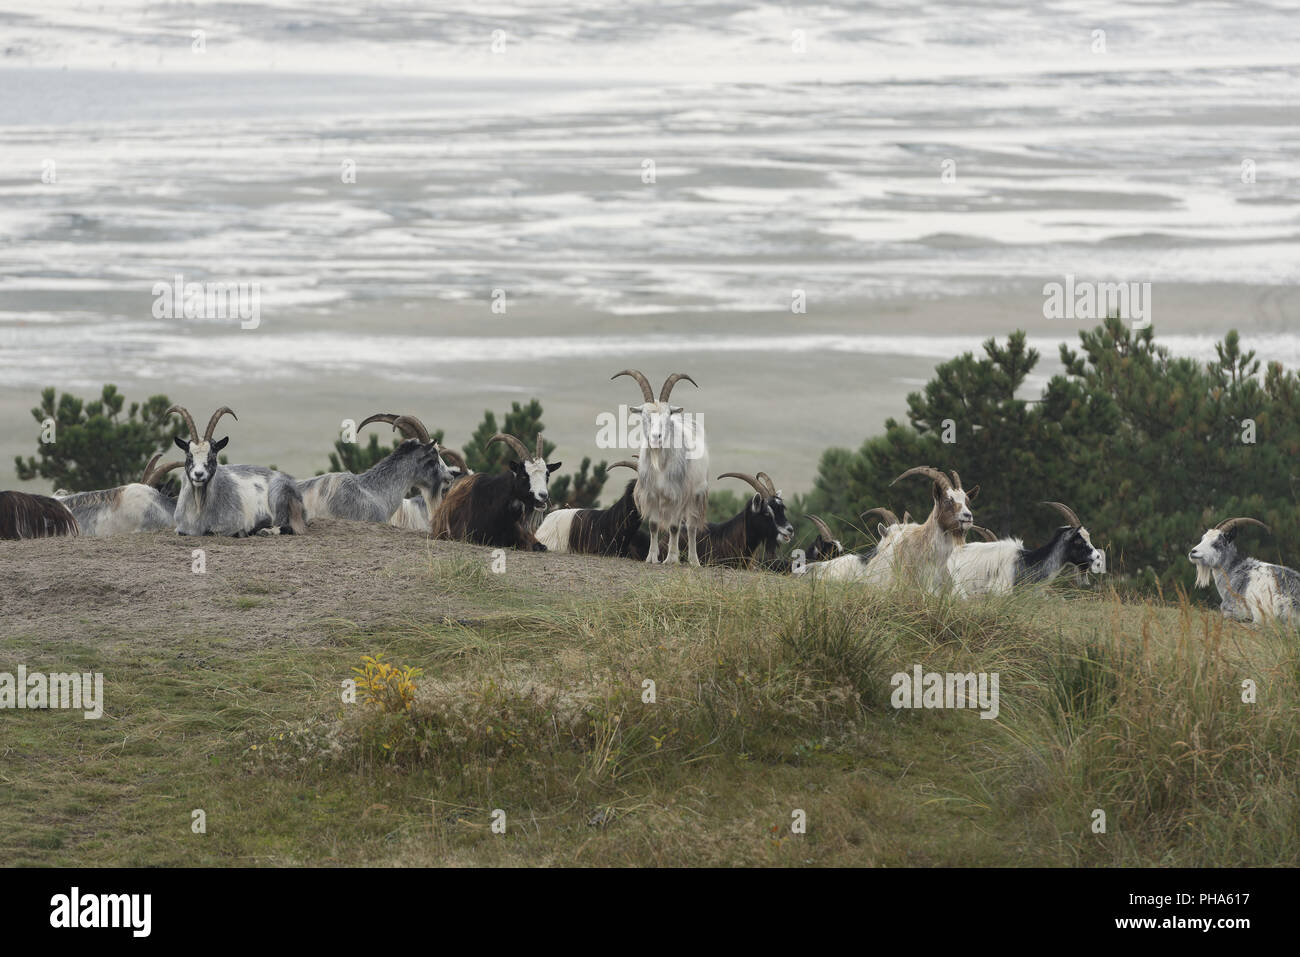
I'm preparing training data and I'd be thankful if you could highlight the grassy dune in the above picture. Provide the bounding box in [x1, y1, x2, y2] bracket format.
[3, 541, 1297, 867]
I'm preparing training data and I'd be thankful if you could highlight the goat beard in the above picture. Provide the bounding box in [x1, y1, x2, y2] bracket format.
[1193, 561, 1213, 589]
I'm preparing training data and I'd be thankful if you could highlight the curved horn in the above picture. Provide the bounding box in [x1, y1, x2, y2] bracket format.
[861, 507, 901, 527]
[609, 459, 639, 471]
[1041, 501, 1081, 527]
[807, 515, 835, 541]
[488, 432, 532, 463]
[439, 448, 468, 473]
[391, 415, 431, 445]
[203, 406, 236, 441]
[949, 469, 962, 490]
[166, 405, 199, 440]
[754, 471, 778, 497]
[659, 372, 698, 403]
[612, 369, 655, 403]
[718, 472, 766, 497]
[358, 413, 399, 433]
[143, 460, 184, 487]
[891, 466, 952, 492]
[140, 453, 161, 484]
[968, 525, 998, 542]
[1216, 516, 1270, 536]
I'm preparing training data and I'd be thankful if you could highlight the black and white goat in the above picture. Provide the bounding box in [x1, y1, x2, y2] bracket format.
[431, 432, 559, 549]
[535, 459, 644, 557]
[949, 502, 1106, 596]
[695, 471, 794, 568]
[612, 369, 709, 566]
[767, 515, 845, 573]
[298, 413, 450, 526]
[169, 405, 307, 537]
[1189, 516, 1300, 624]
[53, 453, 182, 536]
[0, 491, 78, 539]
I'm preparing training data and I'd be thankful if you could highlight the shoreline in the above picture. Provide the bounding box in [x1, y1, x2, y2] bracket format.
[3, 281, 1297, 497]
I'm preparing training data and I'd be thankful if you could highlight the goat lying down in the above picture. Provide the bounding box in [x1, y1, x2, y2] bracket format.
[297, 413, 450, 526]
[767, 515, 845, 573]
[431, 431, 559, 549]
[804, 507, 912, 581]
[535, 459, 643, 557]
[1189, 516, 1300, 624]
[169, 405, 307, 537]
[806, 468, 975, 592]
[949, 502, 1106, 596]
[55, 454, 182, 536]
[389, 448, 470, 532]
[0, 490, 78, 539]
[696, 471, 794, 568]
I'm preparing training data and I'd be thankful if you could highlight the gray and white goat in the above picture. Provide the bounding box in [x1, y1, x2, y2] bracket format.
[612, 369, 709, 566]
[55, 453, 183, 536]
[169, 405, 307, 537]
[389, 447, 470, 532]
[1189, 516, 1300, 624]
[297, 413, 450, 526]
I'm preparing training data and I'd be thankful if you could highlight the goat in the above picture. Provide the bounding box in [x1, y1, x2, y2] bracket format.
[806, 471, 975, 590]
[695, 471, 794, 568]
[168, 405, 307, 537]
[766, 515, 845, 573]
[298, 413, 450, 526]
[535, 459, 644, 557]
[1189, 516, 1300, 623]
[948, 502, 1106, 596]
[804, 507, 912, 581]
[0, 491, 78, 539]
[54, 453, 184, 536]
[430, 432, 559, 549]
[388, 447, 471, 532]
[612, 369, 709, 566]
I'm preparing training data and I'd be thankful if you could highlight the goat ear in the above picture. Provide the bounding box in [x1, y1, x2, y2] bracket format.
[966, 484, 979, 501]
[931, 481, 942, 501]
[173, 436, 189, 453]
[212, 436, 229, 452]
[669, 405, 683, 415]
[547, 461, 562, 473]
[629, 404, 643, 414]
[749, 492, 763, 513]
[509, 460, 523, 474]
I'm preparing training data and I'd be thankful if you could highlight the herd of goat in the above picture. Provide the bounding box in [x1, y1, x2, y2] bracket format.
[3, 368, 1299, 625]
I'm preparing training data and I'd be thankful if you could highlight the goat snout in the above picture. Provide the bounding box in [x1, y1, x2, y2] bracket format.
[777, 524, 794, 544]
[1090, 550, 1107, 573]
[1188, 549, 1200, 562]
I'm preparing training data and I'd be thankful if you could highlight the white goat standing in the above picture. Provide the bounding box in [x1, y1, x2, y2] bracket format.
[612, 369, 709, 566]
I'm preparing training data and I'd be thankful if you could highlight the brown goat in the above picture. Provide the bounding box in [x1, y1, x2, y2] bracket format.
[0, 491, 79, 540]
[865, 467, 978, 591]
